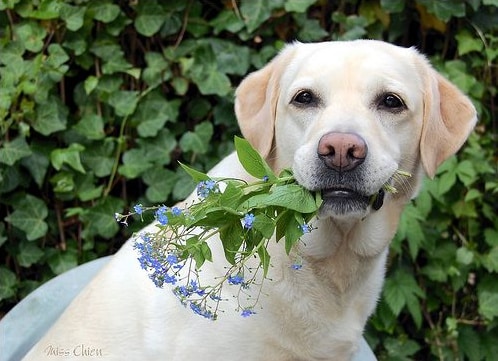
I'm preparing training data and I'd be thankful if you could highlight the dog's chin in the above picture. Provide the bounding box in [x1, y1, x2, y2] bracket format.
[318, 189, 371, 219]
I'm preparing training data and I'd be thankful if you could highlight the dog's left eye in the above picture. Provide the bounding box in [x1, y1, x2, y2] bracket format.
[292, 90, 317, 107]
[378, 93, 405, 110]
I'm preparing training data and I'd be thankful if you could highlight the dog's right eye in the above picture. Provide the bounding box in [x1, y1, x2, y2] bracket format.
[292, 90, 317, 106]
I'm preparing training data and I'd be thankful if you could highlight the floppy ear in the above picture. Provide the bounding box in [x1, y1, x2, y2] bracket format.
[234, 45, 296, 158]
[420, 67, 477, 178]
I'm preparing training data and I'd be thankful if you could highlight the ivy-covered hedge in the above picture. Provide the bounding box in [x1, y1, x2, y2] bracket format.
[0, 1, 497, 359]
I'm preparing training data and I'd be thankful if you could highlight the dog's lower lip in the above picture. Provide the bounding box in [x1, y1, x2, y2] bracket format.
[322, 188, 358, 198]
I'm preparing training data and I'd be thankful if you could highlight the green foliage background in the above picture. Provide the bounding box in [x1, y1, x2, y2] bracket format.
[0, 0, 497, 359]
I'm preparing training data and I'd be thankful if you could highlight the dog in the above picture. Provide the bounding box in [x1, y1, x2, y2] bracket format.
[23, 40, 476, 361]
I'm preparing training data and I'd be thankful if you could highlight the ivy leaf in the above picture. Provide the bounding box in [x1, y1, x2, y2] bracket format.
[234, 136, 275, 181]
[0, 267, 17, 301]
[5, 194, 48, 241]
[14, 21, 47, 52]
[240, 0, 273, 32]
[417, 0, 466, 22]
[383, 268, 425, 326]
[142, 168, 178, 203]
[284, 0, 315, 12]
[0, 136, 32, 166]
[51, 143, 86, 173]
[33, 96, 68, 135]
[118, 148, 153, 179]
[90, 2, 121, 23]
[82, 197, 124, 239]
[134, 95, 180, 137]
[134, 2, 166, 36]
[179, 122, 214, 154]
[108, 90, 139, 117]
[73, 114, 105, 140]
[47, 248, 78, 275]
[17, 241, 44, 267]
[478, 276, 498, 321]
[60, 3, 87, 31]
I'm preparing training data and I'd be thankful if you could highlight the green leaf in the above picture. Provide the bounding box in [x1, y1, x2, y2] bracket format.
[0, 136, 32, 166]
[17, 241, 44, 267]
[118, 148, 153, 179]
[91, 2, 121, 23]
[134, 2, 166, 36]
[234, 136, 275, 180]
[456, 247, 474, 265]
[51, 143, 86, 173]
[240, 0, 273, 32]
[456, 30, 484, 56]
[134, 95, 180, 137]
[483, 246, 498, 273]
[179, 162, 210, 183]
[50, 171, 75, 193]
[383, 268, 425, 317]
[60, 3, 87, 31]
[142, 168, 177, 203]
[458, 326, 482, 361]
[81, 140, 115, 177]
[47, 249, 78, 275]
[220, 221, 244, 265]
[284, 0, 315, 12]
[242, 184, 318, 214]
[84, 76, 99, 95]
[257, 245, 271, 277]
[179, 122, 213, 154]
[108, 90, 139, 117]
[417, 0, 466, 22]
[82, 197, 124, 239]
[33, 96, 68, 135]
[0, 267, 17, 301]
[252, 213, 275, 239]
[478, 277, 498, 321]
[384, 337, 421, 360]
[73, 114, 105, 140]
[5, 194, 48, 241]
[14, 21, 47, 52]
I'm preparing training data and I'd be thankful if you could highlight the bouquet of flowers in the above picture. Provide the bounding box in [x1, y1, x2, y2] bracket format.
[115, 136, 409, 320]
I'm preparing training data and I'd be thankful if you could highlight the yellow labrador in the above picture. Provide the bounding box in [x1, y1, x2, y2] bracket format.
[23, 40, 476, 361]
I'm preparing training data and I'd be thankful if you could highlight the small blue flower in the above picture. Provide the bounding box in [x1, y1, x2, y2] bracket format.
[171, 206, 182, 216]
[243, 213, 255, 229]
[291, 263, 303, 270]
[196, 180, 217, 198]
[166, 254, 178, 264]
[241, 308, 256, 317]
[155, 206, 169, 225]
[134, 204, 144, 215]
[300, 224, 311, 234]
[262, 175, 269, 182]
[228, 274, 244, 285]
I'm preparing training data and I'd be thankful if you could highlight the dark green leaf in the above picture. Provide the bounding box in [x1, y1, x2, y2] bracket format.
[5, 194, 48, 241]
[0, 267, 17, 301]
[0, 136, 32, 166]
[33, 96, 68, 135]
[17, 241, 44, 267]
[134, 2, 166, 36]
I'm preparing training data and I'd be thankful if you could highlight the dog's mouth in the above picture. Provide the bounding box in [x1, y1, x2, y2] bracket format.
[319, 187, 385, 216]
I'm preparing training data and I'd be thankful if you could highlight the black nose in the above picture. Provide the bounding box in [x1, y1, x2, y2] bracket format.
[317, 132, 367, 172]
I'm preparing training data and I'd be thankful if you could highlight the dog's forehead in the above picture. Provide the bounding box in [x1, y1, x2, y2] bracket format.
[282, 41, 423, 89]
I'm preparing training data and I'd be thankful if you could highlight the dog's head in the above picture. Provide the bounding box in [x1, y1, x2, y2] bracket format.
[235, 40, 477, 219]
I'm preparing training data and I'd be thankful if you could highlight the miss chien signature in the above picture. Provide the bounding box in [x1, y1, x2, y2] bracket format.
[43, 344, 104, 358]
